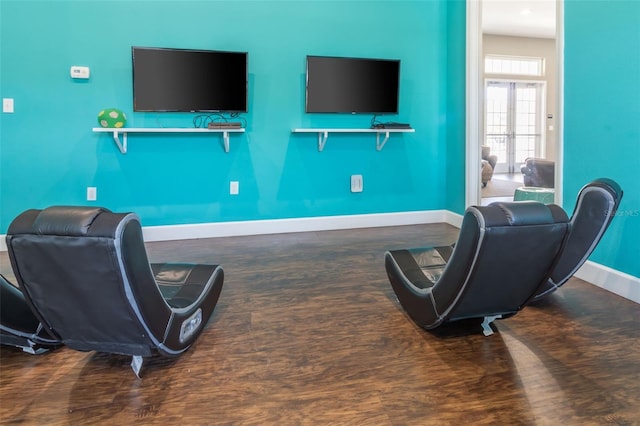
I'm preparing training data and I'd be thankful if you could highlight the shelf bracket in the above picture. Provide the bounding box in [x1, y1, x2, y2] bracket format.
[317, 131, 329, 152]
[111, 130, 127, 154]
[223, 131, 230, 153]
[376, 131, 391, 151]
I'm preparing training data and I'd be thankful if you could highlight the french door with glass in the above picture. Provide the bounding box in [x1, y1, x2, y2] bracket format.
[485, 81, 545, 173]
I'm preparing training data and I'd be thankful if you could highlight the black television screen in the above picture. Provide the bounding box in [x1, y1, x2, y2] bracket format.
[305, 55, 400, 114]
[132, 46, 248, 112]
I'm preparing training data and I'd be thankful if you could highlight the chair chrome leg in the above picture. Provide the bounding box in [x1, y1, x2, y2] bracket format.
[481, 315, 502, 336]
[131, 355, 144, 378]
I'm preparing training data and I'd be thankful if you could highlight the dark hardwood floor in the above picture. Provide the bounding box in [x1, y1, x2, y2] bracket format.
[1, 223, 639, 425]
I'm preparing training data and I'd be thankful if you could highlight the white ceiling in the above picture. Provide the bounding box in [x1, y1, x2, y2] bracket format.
[482, 0, 556, 39]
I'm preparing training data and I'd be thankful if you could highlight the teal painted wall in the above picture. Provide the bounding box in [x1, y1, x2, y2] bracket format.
[0, 0, 466, 231]
[2, 0, 637, 279]
[564, 0, 640, 277]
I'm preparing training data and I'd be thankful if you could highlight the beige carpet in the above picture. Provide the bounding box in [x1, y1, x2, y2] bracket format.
[482, 178, 522, 198]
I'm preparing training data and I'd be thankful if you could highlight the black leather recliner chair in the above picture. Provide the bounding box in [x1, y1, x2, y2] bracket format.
[6, 206, 224, 375]
[1, 274, 61, 353]
[385, 178, 622, 335]
[386, 202, 570, 335]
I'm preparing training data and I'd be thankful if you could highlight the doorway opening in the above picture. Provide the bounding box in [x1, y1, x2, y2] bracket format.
[467, 0, 563, 208]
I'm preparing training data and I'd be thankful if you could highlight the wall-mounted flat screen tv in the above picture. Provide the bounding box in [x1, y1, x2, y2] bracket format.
[132, 46, 248, 112]
[305, 55, 400, 114]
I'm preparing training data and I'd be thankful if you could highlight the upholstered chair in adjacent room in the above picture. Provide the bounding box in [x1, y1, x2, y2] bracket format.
[520, 158, 555, 188]
[481, 145, 498, 187]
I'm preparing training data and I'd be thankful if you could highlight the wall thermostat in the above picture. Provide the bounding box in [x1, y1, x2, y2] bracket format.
[70, 66, 90, 79]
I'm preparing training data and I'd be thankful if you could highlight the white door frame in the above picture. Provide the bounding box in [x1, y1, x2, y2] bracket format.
[466, 0, 564, 207]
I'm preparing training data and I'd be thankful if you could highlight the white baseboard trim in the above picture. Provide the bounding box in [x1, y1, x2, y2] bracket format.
[2, 210, 637, 305]
[444, 210, 464, 229]
[575, 260, 640, 304]
[0, 210, 448, 252]
[141, 210, 450, 242]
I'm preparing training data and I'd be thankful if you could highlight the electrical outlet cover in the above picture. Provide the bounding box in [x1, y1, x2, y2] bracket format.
[351, 175, 363, 193]
[87, 187, 97, 201]
[3, 98, 14, 113]
[230, 181, 239, 195]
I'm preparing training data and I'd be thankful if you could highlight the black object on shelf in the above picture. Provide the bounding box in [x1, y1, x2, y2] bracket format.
[372, 122, 411, 129]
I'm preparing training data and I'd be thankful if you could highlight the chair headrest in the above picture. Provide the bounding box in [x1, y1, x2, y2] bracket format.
[32, 206, 109, 236]
[477, 201, 568, 227]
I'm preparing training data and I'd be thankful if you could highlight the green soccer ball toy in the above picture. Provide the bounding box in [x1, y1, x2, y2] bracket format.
[97, 108, 127, 128]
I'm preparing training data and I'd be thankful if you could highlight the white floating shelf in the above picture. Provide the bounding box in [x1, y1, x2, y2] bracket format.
[92, 127, 245, 154]
[291, 128, 414, 151]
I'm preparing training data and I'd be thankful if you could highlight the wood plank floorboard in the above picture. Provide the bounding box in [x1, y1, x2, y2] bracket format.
[1, 223, 639, 425]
